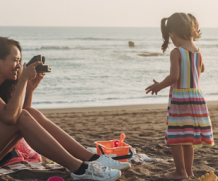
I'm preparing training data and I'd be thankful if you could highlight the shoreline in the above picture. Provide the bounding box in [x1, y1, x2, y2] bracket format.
[38, 103, 168, 113]
[38, 100, 218, 113]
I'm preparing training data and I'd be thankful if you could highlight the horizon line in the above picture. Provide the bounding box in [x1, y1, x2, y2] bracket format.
[0, 25, 217, 28]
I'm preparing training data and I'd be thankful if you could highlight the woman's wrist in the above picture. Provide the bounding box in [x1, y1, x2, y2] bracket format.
[26, 84, 35, 93]
[19, 74, 28, 82]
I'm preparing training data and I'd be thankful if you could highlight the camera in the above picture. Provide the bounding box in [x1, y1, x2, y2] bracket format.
[26, 55, 51, 72]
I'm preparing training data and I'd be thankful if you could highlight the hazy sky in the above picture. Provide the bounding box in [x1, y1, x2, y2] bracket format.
[0, 0, 218, 27]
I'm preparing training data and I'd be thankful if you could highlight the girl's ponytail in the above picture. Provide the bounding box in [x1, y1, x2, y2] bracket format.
[161, 18, 169, 53]
[187, 13, 201, 40]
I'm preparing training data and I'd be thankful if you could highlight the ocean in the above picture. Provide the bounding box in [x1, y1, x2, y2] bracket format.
[0, 27, 217, 109]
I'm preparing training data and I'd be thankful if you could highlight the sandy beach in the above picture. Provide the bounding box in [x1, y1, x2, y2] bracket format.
[1, 101, 218, 181]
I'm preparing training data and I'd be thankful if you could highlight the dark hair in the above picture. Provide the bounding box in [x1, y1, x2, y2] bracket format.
[0, 37, 22, 103]
[161, 13, 201, 52]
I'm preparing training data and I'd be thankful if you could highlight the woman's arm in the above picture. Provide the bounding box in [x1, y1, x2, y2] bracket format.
[23, 73, 45, 109]
[23, 86, 34, 109]
[0, 61, 42, 124]
[0, 75, 28, 124]
[145, 48, 180, 95]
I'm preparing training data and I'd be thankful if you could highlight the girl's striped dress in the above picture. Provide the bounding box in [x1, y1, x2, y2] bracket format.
[165, 47, 214, 148]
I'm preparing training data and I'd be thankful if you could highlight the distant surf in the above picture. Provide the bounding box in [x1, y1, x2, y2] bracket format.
[0, 27, 217, 108]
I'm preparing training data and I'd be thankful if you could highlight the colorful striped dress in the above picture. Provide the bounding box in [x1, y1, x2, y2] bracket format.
[165, 47, 214, 148]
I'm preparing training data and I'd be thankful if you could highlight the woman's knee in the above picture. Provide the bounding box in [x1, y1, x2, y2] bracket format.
[25, 107, 42, 118]
[17, 109, 34, 125]
[25, 108, 48, 123]
[25, 107, 36, 114]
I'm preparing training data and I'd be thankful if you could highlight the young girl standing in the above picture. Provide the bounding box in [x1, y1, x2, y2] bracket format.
[145, 12, 214, 179]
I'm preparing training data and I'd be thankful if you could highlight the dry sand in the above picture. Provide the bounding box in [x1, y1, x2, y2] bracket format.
[1, 102, 218, 181]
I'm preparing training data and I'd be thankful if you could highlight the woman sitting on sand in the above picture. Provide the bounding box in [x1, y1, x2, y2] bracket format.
[0, 37, 130, 181]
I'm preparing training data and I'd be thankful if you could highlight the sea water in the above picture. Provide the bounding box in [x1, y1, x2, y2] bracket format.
[0, 27, 217, 108]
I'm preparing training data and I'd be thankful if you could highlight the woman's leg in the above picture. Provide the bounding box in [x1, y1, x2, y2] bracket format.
[162, 145, 188, 179]
[0, 134, 22, 161]
[183, 145, 194, 176]
[0, 122, 22, 160]
[0, 110, 82, 172]
[25, 108, 93, 161]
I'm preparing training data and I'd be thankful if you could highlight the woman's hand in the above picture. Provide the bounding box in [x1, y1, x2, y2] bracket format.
[145, 79, 160, 95]
[27, 72, 45, 90]
[21, 61, 43, 81]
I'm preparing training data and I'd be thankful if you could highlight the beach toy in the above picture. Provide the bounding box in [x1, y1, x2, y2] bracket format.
[114, 140, 119, 147]
[95, 133, 132, 162]
[47, 176, 65, 181]
[118, 133, 125, 147]
[197, 171, 217, 181]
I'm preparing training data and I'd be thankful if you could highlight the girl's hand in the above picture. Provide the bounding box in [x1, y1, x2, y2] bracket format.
[27, 72, 45, 90]
[21, 61, 43, 81]
[145, 79, 160, 95]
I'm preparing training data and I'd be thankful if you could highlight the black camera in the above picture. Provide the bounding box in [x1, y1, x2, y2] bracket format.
[26, 55, 51, 72]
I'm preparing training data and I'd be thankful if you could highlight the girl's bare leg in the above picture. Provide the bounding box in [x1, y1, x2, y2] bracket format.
[0, 110, 82, 172]
[183, 145, 194, 176]
[25, 108, 94, 161]
[162, 145, 188, 179]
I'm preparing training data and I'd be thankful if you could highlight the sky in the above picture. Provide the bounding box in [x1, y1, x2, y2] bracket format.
[0, 0, 218, 27]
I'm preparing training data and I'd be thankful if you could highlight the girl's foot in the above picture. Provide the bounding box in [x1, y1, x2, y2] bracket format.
[161, 171, 188, 180]
[187, 172, 194, 177]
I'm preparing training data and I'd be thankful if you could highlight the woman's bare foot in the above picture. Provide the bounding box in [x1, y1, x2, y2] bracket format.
[161, 171, 188, 180]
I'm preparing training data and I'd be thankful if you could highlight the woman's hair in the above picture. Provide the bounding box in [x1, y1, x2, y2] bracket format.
[0, 37, 22, 103]
[161, 13, 201, 52]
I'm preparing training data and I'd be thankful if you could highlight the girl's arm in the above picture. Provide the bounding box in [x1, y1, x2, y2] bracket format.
[145, 48, 180, 95]
[201, 62, 205, 73]
[158, 49, 180, 90]
[200, 53, 205, 73]
[0, 61, 42, 124]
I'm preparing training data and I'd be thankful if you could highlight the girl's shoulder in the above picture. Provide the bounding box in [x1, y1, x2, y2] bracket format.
[174, 47, 203, 63]
[170, 48, 181, 61]
[176, 47, 201, 54]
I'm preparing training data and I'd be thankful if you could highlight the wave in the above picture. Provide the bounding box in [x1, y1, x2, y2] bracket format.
[32, 93, 218, 106]
[206, 92, 218, 96]
[29, 37, 218, 42]
[32, 95, 169, 105]
[22, 45, 136, 51]
[201, 38, 218, 41]
[22, 45, 110, 51]
[22, 46, 72, 51]
[198, 44, 218, 48]
[138, 52, 166, 57]
[66, 37, 130, 41]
